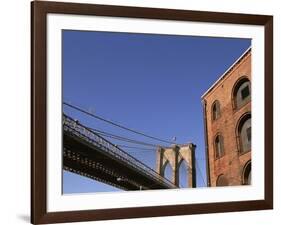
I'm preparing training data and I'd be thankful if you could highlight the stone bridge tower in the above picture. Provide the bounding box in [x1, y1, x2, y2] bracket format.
[156, 143, 196, 188]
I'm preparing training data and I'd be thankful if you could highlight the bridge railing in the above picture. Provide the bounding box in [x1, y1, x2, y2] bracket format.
[63, 114, 177, 189]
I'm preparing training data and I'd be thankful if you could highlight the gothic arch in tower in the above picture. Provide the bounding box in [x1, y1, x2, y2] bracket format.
[156, 144, 196, 188]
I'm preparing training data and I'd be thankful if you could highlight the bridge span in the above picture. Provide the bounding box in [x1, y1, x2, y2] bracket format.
[63, 114, 177, 190]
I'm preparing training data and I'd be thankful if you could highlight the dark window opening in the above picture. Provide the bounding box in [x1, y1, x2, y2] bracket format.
[233, 79, 251, 109]
[215, 135, 224, 158]
[212, 101, 220, 121]
[241, 85, 250, 100]
[216, 175, 228, 187]
[243, 162, 251, 185]
[246, 127, 251, 142]
[238, 115, 251, 153]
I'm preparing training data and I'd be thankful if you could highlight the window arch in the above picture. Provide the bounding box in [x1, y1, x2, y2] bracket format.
[178, 160, 189, 188]
[242, 161, 251, 185]
[163, 161, 173, 182]
[237, 113, 251, 154]
[216, 174, 228, 186]
[212, 100, 221, 121]
[214, 134, 224, 159]
[233, 77, 251, 109]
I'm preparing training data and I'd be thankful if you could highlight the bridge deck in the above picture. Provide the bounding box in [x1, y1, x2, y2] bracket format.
[63, 115, 177, 190]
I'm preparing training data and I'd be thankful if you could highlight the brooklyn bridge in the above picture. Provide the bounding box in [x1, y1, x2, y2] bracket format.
[63, 103, 201, 191]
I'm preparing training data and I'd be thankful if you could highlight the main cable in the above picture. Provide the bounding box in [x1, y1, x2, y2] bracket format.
[116, 144, 156, 151]
[90, 127, 160, 148]
[63, 102, 175, 145]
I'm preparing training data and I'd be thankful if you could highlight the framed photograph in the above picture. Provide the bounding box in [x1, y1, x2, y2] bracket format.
[31, 1, 273, 224]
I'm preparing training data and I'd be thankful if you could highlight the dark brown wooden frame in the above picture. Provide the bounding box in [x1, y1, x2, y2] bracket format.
[31, 1, 273, 224]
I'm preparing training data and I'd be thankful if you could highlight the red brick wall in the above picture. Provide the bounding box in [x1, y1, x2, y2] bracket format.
[202, 51, 251, 187]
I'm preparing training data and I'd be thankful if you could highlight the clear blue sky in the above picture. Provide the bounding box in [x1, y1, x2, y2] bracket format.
[62, 30, 251, 194]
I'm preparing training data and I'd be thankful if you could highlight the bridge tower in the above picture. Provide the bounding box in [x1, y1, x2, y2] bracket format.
[156, 144, 196, 188]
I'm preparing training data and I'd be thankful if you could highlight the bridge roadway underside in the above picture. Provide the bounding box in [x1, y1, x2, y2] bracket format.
[63, 132, 173, 191]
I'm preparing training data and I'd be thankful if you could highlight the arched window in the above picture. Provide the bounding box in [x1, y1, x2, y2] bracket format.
[237, 113, 251, 153]
[212, 100, 221, 121]
[233, 78, 251, 109]
[242, 161, 251, 185]
[214, 134, 224, 159]
[216, 174, 228, 186]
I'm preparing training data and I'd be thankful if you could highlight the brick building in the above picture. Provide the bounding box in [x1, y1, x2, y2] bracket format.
[202, 48, 251, 187]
